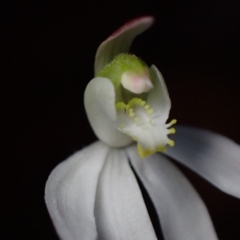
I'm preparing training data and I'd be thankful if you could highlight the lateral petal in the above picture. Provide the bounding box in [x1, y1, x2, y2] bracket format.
[165, 125, 240, 198]
[148, 65, 171, 123]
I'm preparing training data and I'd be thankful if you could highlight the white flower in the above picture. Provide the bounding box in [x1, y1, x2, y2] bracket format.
[45, 16, 240, 240]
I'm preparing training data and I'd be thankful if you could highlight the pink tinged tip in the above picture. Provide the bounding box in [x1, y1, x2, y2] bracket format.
[94, 16, 155, 75]
[108, 16, 155, 40]
[121, 72, 153, 94]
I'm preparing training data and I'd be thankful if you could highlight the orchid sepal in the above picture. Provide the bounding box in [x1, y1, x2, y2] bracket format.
[94, 16, 154, 75]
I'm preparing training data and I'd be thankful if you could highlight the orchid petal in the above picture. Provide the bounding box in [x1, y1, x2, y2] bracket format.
[45, 141, 109, 240]
[94, 148, 157, 240]
[127, 146, 218, 240]
[148, 65, 171, 123]
[94, 16, 154, 75]
[165, 126, 240, 198]
[84, 77, 132, 147]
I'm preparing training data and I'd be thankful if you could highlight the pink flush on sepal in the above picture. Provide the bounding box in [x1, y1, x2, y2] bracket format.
[109, 16, 154, 38]
[94, 16, 154, 75]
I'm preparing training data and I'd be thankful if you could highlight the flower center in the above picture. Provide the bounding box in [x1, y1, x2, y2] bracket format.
[115, 98, 176, 158]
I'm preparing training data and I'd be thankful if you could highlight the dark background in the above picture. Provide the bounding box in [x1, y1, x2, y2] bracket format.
[1, 0, 240, 239]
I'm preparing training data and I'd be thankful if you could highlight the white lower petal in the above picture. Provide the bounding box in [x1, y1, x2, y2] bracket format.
[94, 148, 157, 240]
[165, 126, 240, 198]
[127, 146, 218, 240]
[45, 141, 109, 240]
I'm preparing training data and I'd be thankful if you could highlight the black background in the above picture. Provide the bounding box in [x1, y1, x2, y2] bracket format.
[1, 1, 240, 239]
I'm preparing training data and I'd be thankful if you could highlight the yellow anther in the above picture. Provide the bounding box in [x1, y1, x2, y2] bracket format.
[168, 128, 176, 134]
[169, 119, 177, 126]
[129, 112, 135, 117]
[144, 105, 150, 110]
[115, 102, 126, 109]
[168, 139, 175, 147]
[129, 108, 134, 112]
[128, 98, 142, 107]
[140, 101, 146, 106]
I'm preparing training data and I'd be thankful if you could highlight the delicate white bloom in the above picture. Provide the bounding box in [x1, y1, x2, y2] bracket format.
[45, 16, 240, 240]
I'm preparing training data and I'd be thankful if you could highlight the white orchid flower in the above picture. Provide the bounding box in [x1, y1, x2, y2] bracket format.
[45, 16, 240, 240]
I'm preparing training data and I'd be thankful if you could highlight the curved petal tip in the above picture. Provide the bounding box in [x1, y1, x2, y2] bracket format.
[94, 16, 155, 75]
[108, 16, 155, 40]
